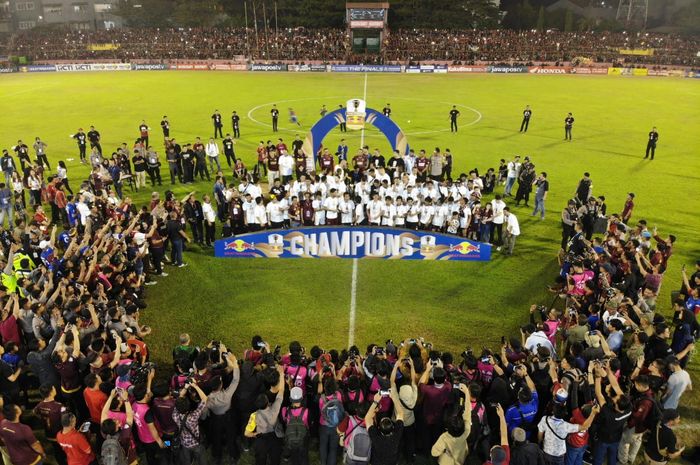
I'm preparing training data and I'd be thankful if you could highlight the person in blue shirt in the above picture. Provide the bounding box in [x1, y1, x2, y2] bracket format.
[0, 182, 13, 228]
[606, 319, 624, 354]
[65, 196, 79, 228]
[505, 375, 539, 439]
[337, 139, 348, 162]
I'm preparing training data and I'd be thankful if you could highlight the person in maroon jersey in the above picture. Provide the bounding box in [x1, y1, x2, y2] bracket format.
[352, 150, 368, 174]
[0, 403, 46, 465]
[267, 149, 280, 183]
[301, 192, 315, 226]
[33, 384, 68, 465]
[256, 141, 268, 177]
[294, 151, 307, 180]
[320, 150, 334, 175]
[52, 324, 89, 421]
[289, 196, 302, 227]
[415, 150, 430, 183]
[276, 138, 288, 154]
[229, 193, 246, 235]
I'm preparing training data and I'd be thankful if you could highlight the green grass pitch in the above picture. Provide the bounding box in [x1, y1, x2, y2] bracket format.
[1, 71, 699, 440]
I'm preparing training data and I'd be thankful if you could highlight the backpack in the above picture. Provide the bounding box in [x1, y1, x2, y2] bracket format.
[284, 408, 308, 449]
[321, 396, 345, 428]
[641, 396, 663, 432]
[468, 401, 491, 461]
[345, 417, 371, 464]
[100, 435, 127, 465]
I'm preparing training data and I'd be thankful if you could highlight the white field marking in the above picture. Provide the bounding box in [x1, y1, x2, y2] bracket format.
[246, 97, 482, 137]
[348, 73, 368, 348]
[348, 257, 358, 348]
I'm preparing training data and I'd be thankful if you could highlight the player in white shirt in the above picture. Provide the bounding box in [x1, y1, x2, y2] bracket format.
[243, 194, 256, 229]
[406, 198, 420, 230]
[312, 192, 325, 225]
[367, 193, 383, 226]
[251, 197, 267, 230]
[380, 197, 396, 227]
[266, 196, 285, 229]
[201, 194, 217, 246]
[354, 198, 366, 225]
[339, 192, 355, 225]
[395, 197, 408, 228]
[458, 198, 472, 237]
[419, 199, 435, 230]
[279, 151, 294, 183]
[323, 189, 340, 225]
[491, 194, 506, 245]
[500, 207, 520, 255]
[432, 200, 450, 231]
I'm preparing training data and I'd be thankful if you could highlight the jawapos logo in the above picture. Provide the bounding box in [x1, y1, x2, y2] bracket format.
[225, 239, 256, 252]
[448, 242, 480, 255]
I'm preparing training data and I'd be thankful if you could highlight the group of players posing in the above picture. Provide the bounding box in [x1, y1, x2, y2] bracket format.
[228, 141, 519, 244]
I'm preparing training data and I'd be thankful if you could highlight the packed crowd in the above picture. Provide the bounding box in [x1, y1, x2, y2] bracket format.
[6, 28, 699, 66]
[0, 112, 697, 465]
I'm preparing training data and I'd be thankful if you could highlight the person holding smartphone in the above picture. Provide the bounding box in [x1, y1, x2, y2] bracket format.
[57, 412, 96, 465]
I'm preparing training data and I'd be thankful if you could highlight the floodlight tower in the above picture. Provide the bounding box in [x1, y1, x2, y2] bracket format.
[616, 0, 649, 28]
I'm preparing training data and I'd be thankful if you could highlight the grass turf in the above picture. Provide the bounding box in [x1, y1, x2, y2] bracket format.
[1, 72, 699, 446]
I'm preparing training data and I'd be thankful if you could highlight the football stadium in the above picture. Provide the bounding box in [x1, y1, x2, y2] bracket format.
[0, 1, 699, 465]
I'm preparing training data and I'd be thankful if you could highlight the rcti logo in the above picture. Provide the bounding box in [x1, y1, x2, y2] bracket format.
[225, 239, 256, 252]
[448, 242, 480, 255]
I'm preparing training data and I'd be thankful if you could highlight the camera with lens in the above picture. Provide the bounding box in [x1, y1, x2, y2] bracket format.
[131, 361, 156, 386]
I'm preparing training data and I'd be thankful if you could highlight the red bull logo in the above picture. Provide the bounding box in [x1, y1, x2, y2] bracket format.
[225, 239, 256, 252]
[448, 242, 480, 255]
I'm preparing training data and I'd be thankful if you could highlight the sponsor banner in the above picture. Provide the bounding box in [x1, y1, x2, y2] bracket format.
[87, 43, 120, 51]
[415, 64, 447, 74]
[488, 66, 529, 74]
[55, 63, 131, 72]
[448, 65, 488, 73]
[330, 64, 402, 73]
[647, 70, 669, 76]
[434, 65, 448, 74]
[632, 68, 648, 76]
[133, 63, 169, 71]
[214, 227, 491, 261]
[349, 20, 384, 28]
[310, 64, 328, 72]
[251, 63, 288, 71]
[0, 67, 16, 73]
[572, 67, 608, 75]
[174, 63, 209, 70]
[406, 65, 421, 74]
[528, 66, 571, 74]
[667, 69, 686, 77]
[20, 64, 57, 72]
[619, 48, 654, 56]
[210, 63, 247, 71]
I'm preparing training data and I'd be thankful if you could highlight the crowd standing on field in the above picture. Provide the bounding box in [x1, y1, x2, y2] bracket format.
[4, 28, 699, 66]
[0, 104, 696, 465]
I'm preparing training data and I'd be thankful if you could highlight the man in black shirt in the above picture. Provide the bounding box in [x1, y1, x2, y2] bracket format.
[71, 128, 87, 163]
[271, 105, 280, 132]
[644, 323, 674, 362]
[382, 103, 391, 118]
[223, 135, 236, 168]
[292, 135, 304, 157]
[644, 127, 659, 160]
[366, 390, 404, 465]
[212, 110, 223, 138]
[87, 125, 102, 155]
[166, 211, 190, 267]
[12, 140, 31, 171]
[593, 369, 632, 465]
[338, 104, 347, 132]
[180, 144, 195, 184]
[644, 409, 683, 465]
[564, 113, 575, 141]
[132, 150, 147, 190]
[231, 111, 241, 138]
[160, 116, 170, 138]
[449, 106, 460, 133]
[520, 105, 532, 132]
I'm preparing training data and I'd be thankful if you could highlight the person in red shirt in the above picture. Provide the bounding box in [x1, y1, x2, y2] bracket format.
[83, 373, 108, 426]
[0, 403, 46, 465]
[418, 365, 452, 449]
[57, 412, 96, 465]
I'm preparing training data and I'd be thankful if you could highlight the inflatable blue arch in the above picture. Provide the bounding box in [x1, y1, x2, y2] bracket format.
[302, 108, 410, 160]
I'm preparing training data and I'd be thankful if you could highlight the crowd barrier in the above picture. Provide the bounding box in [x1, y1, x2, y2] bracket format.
[1, 62, 697, 78]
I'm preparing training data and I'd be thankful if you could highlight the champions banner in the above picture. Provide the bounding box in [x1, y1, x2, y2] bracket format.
[214, 227, 491, 261]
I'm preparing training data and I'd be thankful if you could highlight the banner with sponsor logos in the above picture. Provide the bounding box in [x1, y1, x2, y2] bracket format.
[330, 64, 402, 73]
[0, 67, 17, 73]
[214, 227, 491, 261]
[572, 67, 608, 75]
[209, 63, 248, 71]
[619, 48, 654, 56]
[55, 63, 131, 72]
[132, 63, 169, 71]
[173, 63, 210, 70]
[289, 64, 328, 72]
[608, 67, 649, 76]
[251, 63, 288, 71]
[21, 64, 57, 72]
[448, 65, 489, 73]
[488, 66, 529, 74]
[87, 44, 120, 51]
[528, 66, 571, 74]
